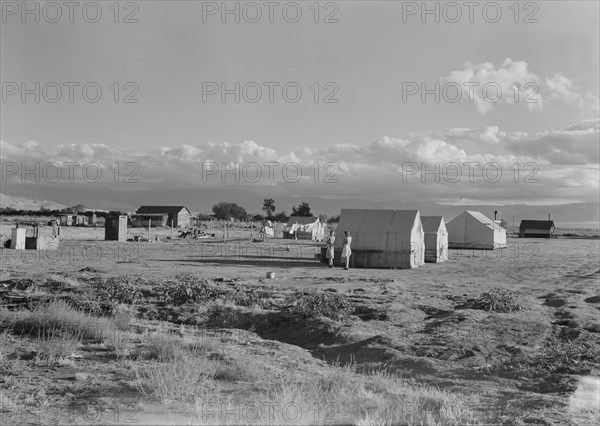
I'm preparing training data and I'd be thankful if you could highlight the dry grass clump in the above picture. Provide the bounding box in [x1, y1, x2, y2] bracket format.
[318, 365, 479, 426]
[132, 331, 187, 361]
[213, 355, 267, 383]
[0, 300, 126, 365]
[192, 362, 481, 425]
[473, 288, 522, 313]
[135, 355, 220, 403]
[133, 327, 226, 402]
[0, 330, 11, 355]
[1, 299, 113, 342]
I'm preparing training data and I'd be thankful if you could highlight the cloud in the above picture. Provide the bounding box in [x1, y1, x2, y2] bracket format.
[442, 58, 542, 114]
[442, 59, 598, 115]
[545, 74, 583, 107]
[1, 119, 598, 205]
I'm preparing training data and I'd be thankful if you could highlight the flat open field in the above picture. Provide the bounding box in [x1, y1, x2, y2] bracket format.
[1, 225, 599, 425]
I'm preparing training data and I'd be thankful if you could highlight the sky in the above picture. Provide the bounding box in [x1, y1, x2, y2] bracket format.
[1, 0, 599, 210]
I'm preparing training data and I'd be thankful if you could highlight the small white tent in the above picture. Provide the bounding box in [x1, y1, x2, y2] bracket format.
[334, 209, 425, 269]
[421, 216, 448, 263]
[284, 216, 325, 241]
[446, 211, 506, 250]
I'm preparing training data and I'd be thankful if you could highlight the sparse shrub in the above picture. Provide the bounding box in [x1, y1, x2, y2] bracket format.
[473, 288, 522, 313]
[154, 274, 219, 305]
[494, 331, 600, 378]
[93, 276, 144, 309]
[227, 285, 273, 308]
[286, 291, 353, 321]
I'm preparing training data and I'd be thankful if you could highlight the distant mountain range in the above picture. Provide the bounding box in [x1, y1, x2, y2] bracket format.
[1, 187, 598, 226]
[0, 193, 67, 211]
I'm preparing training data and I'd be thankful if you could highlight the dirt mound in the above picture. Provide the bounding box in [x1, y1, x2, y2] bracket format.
[416, 305, 453, 319]
[206, 308, 347, 350]
[313, 335, 396, 365]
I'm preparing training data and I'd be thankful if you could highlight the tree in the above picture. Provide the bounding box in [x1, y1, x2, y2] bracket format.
[262, 199, 275, 218]
[328, 215, 340, 223]
[252, 213, 264, 222]
[212, 202, 248, 221]
[274, 211, 289, 222]
[292, 202, 311, 217]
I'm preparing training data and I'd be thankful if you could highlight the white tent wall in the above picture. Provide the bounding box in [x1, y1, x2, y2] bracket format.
[494, 226, 507, 248]
[437, 220, 449, 262]
[421, 216, 448, 263]
[447, 211, 507, 250]
[334, 209, 424, 269]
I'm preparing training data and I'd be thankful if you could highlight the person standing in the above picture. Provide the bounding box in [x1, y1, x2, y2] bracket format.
[341, 230, 352, 270]
[325, 230, 335, 268]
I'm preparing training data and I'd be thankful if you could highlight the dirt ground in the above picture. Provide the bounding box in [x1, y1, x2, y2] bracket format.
[1, 222, 599, 425]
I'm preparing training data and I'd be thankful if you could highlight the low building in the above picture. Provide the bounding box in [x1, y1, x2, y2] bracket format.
[519, 220, 555, 238]
[134, 206, 192, 228]
[59, 214, 77, 226]
[130, 213, 169, 228]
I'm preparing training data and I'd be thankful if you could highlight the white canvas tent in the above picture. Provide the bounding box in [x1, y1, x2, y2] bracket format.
[334, 209, 425, 269]
[284, 216, 325, 241]
[421, 216, 448, 263]
[446, 211, 506, 250]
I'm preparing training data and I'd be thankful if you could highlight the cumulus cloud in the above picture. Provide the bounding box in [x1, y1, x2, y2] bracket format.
[442, 58, 542, 114]
[442, 59, 598, 115]
[1, 119, 598, 204]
